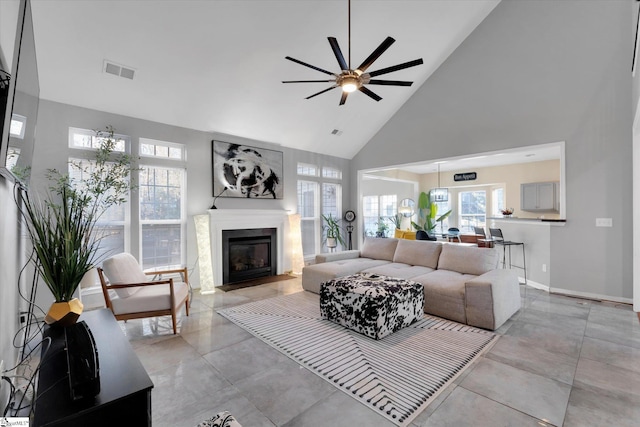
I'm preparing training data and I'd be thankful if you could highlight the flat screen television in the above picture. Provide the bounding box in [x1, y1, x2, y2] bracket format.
[0, 0, 39, 187]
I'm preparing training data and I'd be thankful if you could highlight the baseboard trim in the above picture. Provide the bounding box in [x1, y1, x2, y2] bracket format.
[521, 277, 633, 306]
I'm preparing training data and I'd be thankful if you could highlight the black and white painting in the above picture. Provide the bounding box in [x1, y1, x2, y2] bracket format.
[212, 141, 283, 199]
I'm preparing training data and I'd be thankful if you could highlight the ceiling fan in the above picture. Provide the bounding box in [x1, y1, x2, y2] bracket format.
[282, 0, 424, 105]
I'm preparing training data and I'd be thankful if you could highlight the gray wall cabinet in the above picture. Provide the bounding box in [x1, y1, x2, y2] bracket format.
[521, 182, 558, 212]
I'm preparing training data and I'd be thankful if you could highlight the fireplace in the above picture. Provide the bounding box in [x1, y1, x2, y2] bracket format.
[222, 228, 277, 284]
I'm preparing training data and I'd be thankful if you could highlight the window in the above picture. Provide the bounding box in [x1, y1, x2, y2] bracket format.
[433, 199, 451, 235]
[68, 128, 187, 271]
[458, 190, 486, 233]
[322, 167, 342, 179]
[297, 180, 319, 256]
[10, 114, 26, 139]
[69, 127, 126, 152]
[362, 196, 379, 237]
[139, 166, 185, 269]
[297, 163, 318, 177]
[139, 138, 185, 160]
[297, 162, 343, 256]
[493, 188, 505, 216]
[68, 156, 129, 262]
[363, 194, 396, 237]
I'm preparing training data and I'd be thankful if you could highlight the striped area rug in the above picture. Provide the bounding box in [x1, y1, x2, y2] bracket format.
[217, 291, 498, 426]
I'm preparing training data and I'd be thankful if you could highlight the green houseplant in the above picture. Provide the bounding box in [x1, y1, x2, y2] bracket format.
[322, 213, 345, 249]
[20, 126, 136, 325]
[412, 190, 452, 235]
[375, 217, 390, 237]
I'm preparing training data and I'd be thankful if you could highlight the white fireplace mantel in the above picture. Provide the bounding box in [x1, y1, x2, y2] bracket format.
[205, 209, 290, 289]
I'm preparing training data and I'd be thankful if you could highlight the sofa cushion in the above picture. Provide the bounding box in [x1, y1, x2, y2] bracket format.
[412, 270, 477, 324]
[437, 244, 499, 276]
[302, 258, 391, 293]
[363, 263, 436, 279]
[393, 239, 442, 269]
[102, 253, 148, 298]
[110, 281, 189, 315]
[360, 237, 399, 261]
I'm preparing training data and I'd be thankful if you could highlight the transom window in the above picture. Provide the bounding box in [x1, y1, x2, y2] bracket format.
[297, 163, 319, 177]
[139, 138, 185, 160]
[322, 167, 342, 179]
[69, 127, 126, 152]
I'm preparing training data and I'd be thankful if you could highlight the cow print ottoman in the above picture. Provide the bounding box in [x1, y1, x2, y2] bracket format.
[320, 273, 424, 340]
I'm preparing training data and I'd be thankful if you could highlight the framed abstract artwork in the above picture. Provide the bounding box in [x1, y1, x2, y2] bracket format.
[212, 140, 284, 199]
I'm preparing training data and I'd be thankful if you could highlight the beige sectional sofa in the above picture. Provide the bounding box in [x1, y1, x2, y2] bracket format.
[302, 237, 521, 330]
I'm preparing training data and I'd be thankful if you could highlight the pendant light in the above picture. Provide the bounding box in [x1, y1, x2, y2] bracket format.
[433, 164, 448, 202]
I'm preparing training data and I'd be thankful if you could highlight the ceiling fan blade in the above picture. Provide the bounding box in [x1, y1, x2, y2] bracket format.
[285, 56, 335, 76]
[328, 37, 349, 71]
[356, 36, 395, 73]
[367, 58, 424, 77]
[282, 79, 335, 83]
[339, 91, 348, 105]
[359, 86, 382, 102]
[367, 79, 414, 86]
[305, 85, 338, 100]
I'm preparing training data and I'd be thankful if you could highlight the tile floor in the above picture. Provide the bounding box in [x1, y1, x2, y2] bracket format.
[120, 278, 640, 427]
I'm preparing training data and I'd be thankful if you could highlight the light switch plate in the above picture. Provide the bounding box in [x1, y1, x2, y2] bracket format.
[595, 218, 613, 227]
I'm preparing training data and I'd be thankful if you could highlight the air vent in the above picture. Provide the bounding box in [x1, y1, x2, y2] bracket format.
[331, 129, 343, 136]
[103, 60, 136, 80]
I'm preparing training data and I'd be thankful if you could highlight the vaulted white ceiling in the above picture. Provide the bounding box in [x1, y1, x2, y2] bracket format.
[30, 0, 500, 159]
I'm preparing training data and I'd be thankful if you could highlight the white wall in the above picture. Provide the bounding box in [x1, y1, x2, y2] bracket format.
[352, 0, 633, 301]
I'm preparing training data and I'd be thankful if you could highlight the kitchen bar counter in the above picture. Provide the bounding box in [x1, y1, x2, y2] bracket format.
[487, 216, 566, 224]
[487, 218, 556, 288]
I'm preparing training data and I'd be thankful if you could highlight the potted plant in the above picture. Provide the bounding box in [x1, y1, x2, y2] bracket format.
[322, 213, 345, 250]
[20, 126, 136, 326]
[412, 190, 452, 237]
[375, 217, 390, 238]
[390, 213, 402, 230]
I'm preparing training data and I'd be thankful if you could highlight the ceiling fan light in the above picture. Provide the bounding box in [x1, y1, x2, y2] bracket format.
[342, 82, 358, 93]
[341, 75, 359, 93]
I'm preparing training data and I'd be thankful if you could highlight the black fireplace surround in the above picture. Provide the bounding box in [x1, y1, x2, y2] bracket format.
[222, 228, 277, 284]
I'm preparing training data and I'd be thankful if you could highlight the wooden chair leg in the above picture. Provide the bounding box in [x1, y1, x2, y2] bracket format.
[185, 297, 190, 316]
[171, 309, 177, 334]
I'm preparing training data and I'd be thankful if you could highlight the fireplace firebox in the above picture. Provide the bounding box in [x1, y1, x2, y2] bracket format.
[222, 228, 277, 284]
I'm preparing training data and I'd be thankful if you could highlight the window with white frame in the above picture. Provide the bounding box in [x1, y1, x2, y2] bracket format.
[139, 138, 186, 160]
[362, 194, 396, 237]
[10, 114, 26, 139]
[493, 187, 505, 216]
[458, 190, 486, 233]
[139, 166, 185, 269]
[297, 162, 342, 256]
[433, 199, 451, 235]
[297, 180, 319, 256]
[69, 127, 126, 151]
[322, 167, 342, 179]
[68, 128, 187, 270]
[297, 163, 318, 177]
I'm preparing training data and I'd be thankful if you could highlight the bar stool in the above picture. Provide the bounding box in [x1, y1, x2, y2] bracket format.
[489, 228, 527, 286]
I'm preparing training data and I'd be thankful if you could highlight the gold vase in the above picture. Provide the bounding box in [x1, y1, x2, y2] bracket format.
[44, 298, 84, 327]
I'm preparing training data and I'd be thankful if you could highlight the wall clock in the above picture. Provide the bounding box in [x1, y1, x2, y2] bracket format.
[344, 210, 356, 222]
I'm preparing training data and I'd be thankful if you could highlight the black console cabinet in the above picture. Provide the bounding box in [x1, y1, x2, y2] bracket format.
[34, 309, 153, 426]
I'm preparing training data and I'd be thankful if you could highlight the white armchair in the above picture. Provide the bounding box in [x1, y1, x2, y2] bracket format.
[97, 253, 190, 334]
